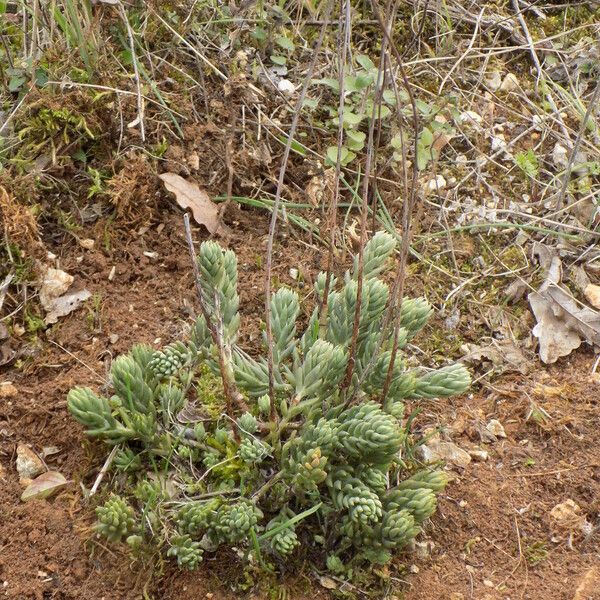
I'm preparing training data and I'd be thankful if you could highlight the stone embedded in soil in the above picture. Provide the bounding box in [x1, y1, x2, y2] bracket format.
[469, 449, 489, 461]
[419, 440, 472, 469]
[16, 443, 45, 482]
[0, 381, 17, 398]
[499, 72, 519, 92]
[573, 567, 599, 600]
[413, 540, 435, 559]
[78, 238, 95, 250]
[584, 284, 600, 310]
[424, 175, 447, 193]
[39, 267, 73, 310]
[486, 419, 507, 439]
[485, 71, 502, 91]
[550, 499, 587, 533]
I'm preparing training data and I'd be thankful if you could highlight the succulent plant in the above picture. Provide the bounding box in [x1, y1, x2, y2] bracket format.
[149, 342, 191, 379]
[95, 495, 137, 542]
[68, 232, 469, 571]
[267, 512, 299, 557]
[167, 534, 204, 569]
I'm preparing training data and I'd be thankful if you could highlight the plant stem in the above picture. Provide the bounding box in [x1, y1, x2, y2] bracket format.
[252, 471, 284, 501]
[183, 214, 247, 437]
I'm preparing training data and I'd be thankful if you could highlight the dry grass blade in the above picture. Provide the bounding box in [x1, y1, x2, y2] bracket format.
[555, 80, 600, 210]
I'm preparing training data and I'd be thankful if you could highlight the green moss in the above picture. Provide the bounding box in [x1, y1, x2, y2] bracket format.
[1, 244, 35, 282]
[525, 541, 548, 566]
[195, 363, 228, 418]
[24, 310, 45, 334]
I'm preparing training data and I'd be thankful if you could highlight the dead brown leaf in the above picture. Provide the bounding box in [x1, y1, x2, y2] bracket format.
[584, 284, 600, 310]
[45, 290, 92, 325]
[529, 284, 600, 363]
[432, 131, 454, 155]
[159, 173, 225, 235]
[462, 339, 531, 375]
[21, 471, 69, 502]
[529, 245, 600, 363]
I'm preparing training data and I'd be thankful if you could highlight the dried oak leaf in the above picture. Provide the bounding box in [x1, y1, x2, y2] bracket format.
[529, 283, 600, 363]
[528, 243, 600, 363]
[159, 173, 226, 235]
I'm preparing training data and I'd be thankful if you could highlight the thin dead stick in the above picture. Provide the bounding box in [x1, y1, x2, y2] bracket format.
[43, 81, 186, 117]
[508, 464, 595, 478]
[344, 0, 421, 402]
[218, 138, 235, 221]
[183, 214, 246, 428]
[342, 15, 389, 390]
[319, 0, 351, 329]
[89, 445, 119, 497]
[509, 0, 569, 138]
[402, 0, 431, 59]
[350, 0, 421, 402]
[264, 0, 334, 414]
[151, 10, 227, 81]
[0, 92, 29, 137]
[511, 0, 542, 90]
[48, 340, 106, 383]
[370, 1, 397, 232]
[555, 79, 600, 210]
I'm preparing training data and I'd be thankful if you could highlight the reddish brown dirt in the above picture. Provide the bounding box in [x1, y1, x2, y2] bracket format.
[0, 206, 323, 600]
[1, 205, 599, 599]
[407, 359, 600, 600]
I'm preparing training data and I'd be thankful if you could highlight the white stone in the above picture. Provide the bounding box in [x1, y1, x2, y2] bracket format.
[500, 73, 519, 92]
[277, 79, 296, 95]
[79, 238, 95, 250]
[490, 134, 507, 153]
[552, 143, 569, 168]
[460, 110, 483, 126]
[16, 443, 45, 481]
[425, 175, 447, 193]
[485, 71, 502, 91]
[469, 449, 489, 461]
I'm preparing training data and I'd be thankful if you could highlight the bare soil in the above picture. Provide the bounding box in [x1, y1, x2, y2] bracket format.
[1, 205, 599, 599]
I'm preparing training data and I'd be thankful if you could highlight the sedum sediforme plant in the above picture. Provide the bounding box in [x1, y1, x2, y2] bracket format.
[68, 232, 470, 570]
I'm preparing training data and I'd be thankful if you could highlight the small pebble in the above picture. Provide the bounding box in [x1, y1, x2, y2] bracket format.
[425, 175, 447, 193]
[277, 79, 296, 95]
[469, 449, 489, 462]
[0, 382, 18, 398]
[499, 73, 519, 92]
[79, 238, 95, 250]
